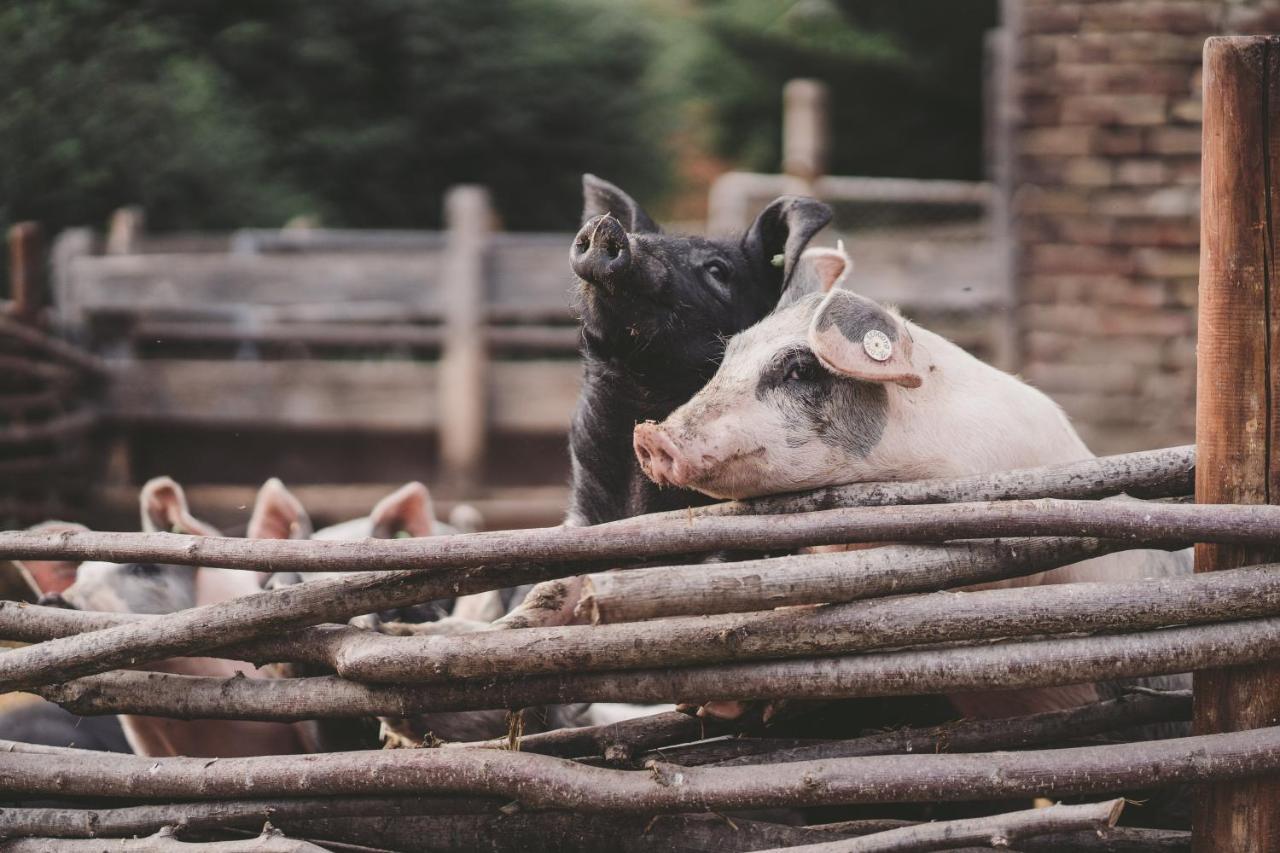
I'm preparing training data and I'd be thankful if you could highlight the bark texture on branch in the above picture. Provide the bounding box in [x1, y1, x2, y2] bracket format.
[2, 496, 1260, 692]
[3, 727, 1279, 811]
[756, 799, 1123, 853]
[0, 537, 1129, 669]
[331, 565, 1280, 684]
[0, 824, 329, 852]
[663, 445, 1195, 519]
[705, 690, 1190, 768]
[0, 797, 501, 840]
[34, 619, 1280, 720]
[447, 710, 722, 761]
[0, 497, 1248, 579]
[580, 537, 1127, 623]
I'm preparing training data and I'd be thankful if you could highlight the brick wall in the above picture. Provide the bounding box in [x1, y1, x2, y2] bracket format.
[1009, 0, 1280, 453]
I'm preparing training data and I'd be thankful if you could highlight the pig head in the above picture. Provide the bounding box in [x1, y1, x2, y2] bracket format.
[568, 174, 832, 524]
[635, 244, 1095, 501]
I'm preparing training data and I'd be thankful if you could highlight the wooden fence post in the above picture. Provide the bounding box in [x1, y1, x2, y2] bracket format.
[1193, 35, 1280, 850]
[782, 79, 829, 191]
[8, 222, 42, 324]
[105, 206, 144, 256]
[438, 186, 492, 494]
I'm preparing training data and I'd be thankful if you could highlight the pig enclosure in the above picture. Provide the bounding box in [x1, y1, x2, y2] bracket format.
[0, 33, 1278, 853]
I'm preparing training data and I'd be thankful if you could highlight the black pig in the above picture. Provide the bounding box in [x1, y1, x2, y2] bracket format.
[567, 175, 831, 524]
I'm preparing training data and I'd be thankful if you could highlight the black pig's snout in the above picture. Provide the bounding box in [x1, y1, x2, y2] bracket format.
[571, 214, 632, 286]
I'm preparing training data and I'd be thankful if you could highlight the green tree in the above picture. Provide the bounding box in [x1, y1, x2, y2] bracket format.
[661, 0, 998, 181]
[0, 0, 670, 249]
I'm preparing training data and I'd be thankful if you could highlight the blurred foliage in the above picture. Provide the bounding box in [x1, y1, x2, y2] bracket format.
[655, 0, 999, 181]
[0, 0, 668, 238]
[0, 0, 995, 266]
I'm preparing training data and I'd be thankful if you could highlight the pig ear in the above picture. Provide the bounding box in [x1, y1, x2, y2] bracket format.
[140, 477, 221, 537]
[13, 521, 87, 597]
[776, 244, 851, 309]
[369, 482, 436, 539]
[582, 174, 658, 234]
[742, 196, 833, 300]
[248, 478, 314, 540]
[808, 289, 924, 389]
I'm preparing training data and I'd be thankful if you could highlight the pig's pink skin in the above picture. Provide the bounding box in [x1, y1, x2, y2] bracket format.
[642, 246, 1192, 720]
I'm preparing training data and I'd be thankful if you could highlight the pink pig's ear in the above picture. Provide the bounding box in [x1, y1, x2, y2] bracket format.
[776, 245, 851, 309]
[140, 477, 222, 537]
[369, 482, 436, 539]
[808, 289, 923, 389]
[13, 521, 88, 597]
[248, 478, 313, 540]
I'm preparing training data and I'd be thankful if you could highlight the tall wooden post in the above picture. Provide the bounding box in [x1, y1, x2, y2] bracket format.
[438, 185, 492, 494]
[8, 222, 42, 324]
[782, 79, 829, 191]
[1193, 35, 1280, 850]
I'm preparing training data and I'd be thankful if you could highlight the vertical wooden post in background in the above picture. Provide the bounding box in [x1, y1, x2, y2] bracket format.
[1194, 35, 1280, 851]
[782, 79, 829, 192]
[105, 206, 144, 256]
[438, 185, 492, 495]
[8, 222, 42, 324]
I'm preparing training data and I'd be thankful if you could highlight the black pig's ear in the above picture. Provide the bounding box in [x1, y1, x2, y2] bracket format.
[582, 174, 659, 233]
[742, 196, 833, 298]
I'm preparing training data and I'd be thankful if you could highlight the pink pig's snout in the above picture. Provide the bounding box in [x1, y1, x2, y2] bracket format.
[634, 421, 693, 488]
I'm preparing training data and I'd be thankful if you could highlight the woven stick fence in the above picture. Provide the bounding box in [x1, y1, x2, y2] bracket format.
[0, 443, 1265, 852]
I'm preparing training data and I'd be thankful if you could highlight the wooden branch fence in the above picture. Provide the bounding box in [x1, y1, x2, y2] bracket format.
[0, 441, 1267, 851]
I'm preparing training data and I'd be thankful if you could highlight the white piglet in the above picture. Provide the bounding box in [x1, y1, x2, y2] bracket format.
[634, 244, 1190, 719]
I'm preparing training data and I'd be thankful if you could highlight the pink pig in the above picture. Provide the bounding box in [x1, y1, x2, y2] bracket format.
[634, 244, 1190, 719]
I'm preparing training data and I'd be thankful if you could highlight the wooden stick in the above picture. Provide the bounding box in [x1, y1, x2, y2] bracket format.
[446, 710, 723, 761]
[0, 558, 619, 694]
[0, 498, 1260, 577]
[0, 315, 108, 376]
[0, 537, 1128, 669]
[757, 799, 1123, 852]
[333, 564, 1280, 684]
[703, 690, 1190, 768]
[659, 445, 1195, 519]
[0, 824, 330, 852]
[580, 536, 1128, 622]
[278, 813, 857, 853]
[4, 727, 1280, 811]
[1192, 33, 1280, 850]
[31, 619, 1280, 720]
[0, 797, 501, 840]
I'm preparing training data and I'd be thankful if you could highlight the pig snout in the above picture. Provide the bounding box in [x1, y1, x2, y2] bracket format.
[571, 214, 632, 286]
[634, 422, 693, 488]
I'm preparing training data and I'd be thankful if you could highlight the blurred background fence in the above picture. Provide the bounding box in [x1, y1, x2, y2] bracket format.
[5, 0, 1280, 531]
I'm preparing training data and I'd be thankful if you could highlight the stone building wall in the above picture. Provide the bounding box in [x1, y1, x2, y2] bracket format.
[1008, 0, 1280, 453]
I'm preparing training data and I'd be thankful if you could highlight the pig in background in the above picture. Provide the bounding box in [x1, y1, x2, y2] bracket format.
[16, 476, 311, 758]
[635, 243, 1193, 721]
[254, 479, 594, 747]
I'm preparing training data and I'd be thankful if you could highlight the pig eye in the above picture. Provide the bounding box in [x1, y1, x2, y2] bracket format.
[703, 260, 730, 284]
[783, 353, 822, 383]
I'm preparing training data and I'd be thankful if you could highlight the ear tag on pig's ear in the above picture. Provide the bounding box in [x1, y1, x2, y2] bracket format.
[862, 329, 893, 362]
[771, 253, 785, 268]
[809, 289, 923, 389]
